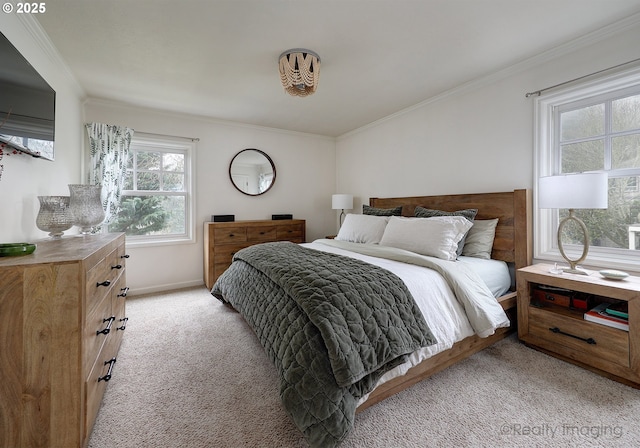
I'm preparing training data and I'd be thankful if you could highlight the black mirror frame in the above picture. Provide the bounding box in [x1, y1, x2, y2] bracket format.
[229, 148, 277, 196]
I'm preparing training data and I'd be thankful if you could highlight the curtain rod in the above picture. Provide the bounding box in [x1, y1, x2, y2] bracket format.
[135, 130, 200, 142]
[525, 57, 640, 98]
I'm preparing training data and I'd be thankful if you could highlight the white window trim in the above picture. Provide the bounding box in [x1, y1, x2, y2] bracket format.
[534, 65, 640, 273]
[120, 135, 196, 248]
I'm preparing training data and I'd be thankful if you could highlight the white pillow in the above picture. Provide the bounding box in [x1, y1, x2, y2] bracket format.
[335, 214, 390, 244]
[462, 218, 499, 259]
[379, 216, 473, 260]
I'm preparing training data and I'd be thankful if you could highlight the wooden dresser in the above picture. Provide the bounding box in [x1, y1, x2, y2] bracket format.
[204, 219, 305, 289]
[0, 233, 128, 448]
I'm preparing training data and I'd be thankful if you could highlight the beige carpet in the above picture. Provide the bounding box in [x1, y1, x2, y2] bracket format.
[89, 286, 640, 447]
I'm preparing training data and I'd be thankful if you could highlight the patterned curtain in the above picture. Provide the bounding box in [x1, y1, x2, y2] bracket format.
[85, 123, 134, 227]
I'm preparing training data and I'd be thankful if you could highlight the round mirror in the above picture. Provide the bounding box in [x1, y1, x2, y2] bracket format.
[229, 149, 276, 196]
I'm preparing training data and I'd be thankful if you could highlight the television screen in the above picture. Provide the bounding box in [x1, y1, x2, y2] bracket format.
[0, 31, 55, 160]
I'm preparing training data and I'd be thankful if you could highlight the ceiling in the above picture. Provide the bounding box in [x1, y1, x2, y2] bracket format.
[36, 0, 640, 137]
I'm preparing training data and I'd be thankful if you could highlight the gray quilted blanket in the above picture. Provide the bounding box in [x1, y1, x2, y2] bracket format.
[211, 241, 436, 447]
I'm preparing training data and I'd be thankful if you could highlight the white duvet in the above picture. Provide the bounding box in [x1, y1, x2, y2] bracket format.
[302, 239, 511, 403]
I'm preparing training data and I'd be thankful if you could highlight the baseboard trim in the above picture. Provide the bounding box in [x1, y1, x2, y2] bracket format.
[128, 280, 206, 297]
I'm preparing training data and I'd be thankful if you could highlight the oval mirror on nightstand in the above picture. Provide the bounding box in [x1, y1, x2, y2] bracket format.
[229, 149, 276, 196]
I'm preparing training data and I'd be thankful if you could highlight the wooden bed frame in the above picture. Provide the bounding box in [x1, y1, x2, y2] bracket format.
[356, 189, 532, 412]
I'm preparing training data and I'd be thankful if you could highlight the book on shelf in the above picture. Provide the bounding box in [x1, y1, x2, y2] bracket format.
[584, 303, 629, 331]
[604, 301, 629, 319]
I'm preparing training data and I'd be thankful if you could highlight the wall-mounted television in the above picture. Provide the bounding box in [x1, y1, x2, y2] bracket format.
[0, 31, 56, 160]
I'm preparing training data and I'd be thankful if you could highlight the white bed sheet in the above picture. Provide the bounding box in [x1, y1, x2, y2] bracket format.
[301, 240, 511, 405]
[457, 255, 512, 298]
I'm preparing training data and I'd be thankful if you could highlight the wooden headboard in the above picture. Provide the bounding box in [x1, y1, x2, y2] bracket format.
[370, 189, 532, 270]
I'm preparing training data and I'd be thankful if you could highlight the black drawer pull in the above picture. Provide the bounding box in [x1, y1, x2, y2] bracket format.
[97, 316, 116, 335]
[117, 287, 130, 298]
[121, 254, 130, 259]
[98, 358, 117, 382]
[549, 327, 596, 345]
[117, 317, 129, 331]
[97, 280, 111, 287]
[229, 233, 235, 237]
[111, 264, 122, 270]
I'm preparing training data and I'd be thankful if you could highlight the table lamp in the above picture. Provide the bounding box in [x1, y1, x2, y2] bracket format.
[538, 172, 608, 274]
[332, 194, 353, 226]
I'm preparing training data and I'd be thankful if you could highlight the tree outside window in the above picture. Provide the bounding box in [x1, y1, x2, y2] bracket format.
[108, 136, 194, 244]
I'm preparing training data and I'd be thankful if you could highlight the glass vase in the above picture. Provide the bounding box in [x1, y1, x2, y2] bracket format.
[68, 184, 105, 234]
[36, 195, 74, 238]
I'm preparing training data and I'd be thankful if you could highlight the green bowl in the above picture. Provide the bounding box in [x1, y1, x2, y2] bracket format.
[0, 243, 37, 257]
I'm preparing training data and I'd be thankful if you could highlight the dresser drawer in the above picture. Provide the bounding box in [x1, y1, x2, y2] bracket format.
[276, 224, 304, 241]
[528, 307, 629, 368]
[86, 247, 123, 316]
[214, 243, 251, 264]
[111, 279, 128, 353]
[108, 245, 126, 277]
[83, 290, 113, 373]
[248, 226, 277, 241]
[214, 226, 247, 243]
[85, 346, 117, 439]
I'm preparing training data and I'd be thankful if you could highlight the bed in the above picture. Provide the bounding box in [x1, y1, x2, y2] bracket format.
[211, 189, 531, 447]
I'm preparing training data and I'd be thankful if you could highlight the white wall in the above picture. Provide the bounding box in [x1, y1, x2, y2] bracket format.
[84, 100, 336, 294]
[0, 15, 84, 242]
[336, 20, 640, 212]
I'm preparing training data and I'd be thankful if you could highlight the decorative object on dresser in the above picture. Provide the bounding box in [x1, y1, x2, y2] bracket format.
[272, 214, 293, 220]
[538, 172, 608, 274]
[36, 195, 74, 238]
[0, 233, 128, 448]
[517, 263, 640, 388]
[69, 184, 106, 234]
[0, 242, 37, 257]
[332, 193, 353, 226]
[229, 149, 276, 196]
[212, 214, 235, 222]
[203, 219, 306, 290]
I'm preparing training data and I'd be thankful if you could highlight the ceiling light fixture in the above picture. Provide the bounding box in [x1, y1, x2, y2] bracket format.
[278, 49, 320, 97]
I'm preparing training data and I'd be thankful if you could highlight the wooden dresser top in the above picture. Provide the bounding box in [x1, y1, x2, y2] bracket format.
[0, 233, 124, 267]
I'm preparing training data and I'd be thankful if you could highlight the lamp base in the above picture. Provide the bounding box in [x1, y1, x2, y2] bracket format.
[561, 267, 589, 275]
[557, 209, 591, 276]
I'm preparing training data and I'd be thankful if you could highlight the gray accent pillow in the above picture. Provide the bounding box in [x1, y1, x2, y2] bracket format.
[363, 204, 403, 216]
[461, 218, 499, 259]
[413, 207, 478, 257]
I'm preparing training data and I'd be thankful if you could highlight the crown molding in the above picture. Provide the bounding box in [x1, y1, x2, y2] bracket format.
[16, 14, 85, 98]
[84, 97, 335, 142]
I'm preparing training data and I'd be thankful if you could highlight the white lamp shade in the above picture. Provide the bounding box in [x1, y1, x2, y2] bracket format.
[539, 172, 608, 209]
[332, 194, 353, 210]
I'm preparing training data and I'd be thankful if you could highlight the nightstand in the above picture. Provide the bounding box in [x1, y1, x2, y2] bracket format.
[517, 264, 640, 388]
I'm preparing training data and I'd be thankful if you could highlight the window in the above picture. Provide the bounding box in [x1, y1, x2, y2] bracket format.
[535, 66, 640, 271]
[108, 135, 195, 245]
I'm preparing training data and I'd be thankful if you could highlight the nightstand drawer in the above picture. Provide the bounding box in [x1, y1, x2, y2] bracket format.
[529, 307, 629, 368]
